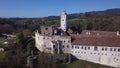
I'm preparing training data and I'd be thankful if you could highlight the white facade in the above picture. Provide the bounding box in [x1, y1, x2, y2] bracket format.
[71, 45, 120, 67]
[35, 31, 71, 54]
[61, 11, 67, 32]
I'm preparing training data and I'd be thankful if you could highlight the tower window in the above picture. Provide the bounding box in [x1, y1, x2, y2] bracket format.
[45, 27, 48, 30]
[62, 19, 64, 21]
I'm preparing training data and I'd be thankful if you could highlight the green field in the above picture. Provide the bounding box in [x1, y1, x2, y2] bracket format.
[64, 60, 113, 68]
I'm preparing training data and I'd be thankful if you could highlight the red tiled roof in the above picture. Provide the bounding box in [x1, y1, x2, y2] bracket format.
[71, 30, 120, 47]
[82, 30, 118, 36]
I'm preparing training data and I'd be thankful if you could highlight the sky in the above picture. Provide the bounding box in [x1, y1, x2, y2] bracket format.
[0, 0, 120, 18]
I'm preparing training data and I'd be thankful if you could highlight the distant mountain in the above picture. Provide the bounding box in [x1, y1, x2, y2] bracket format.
[43, 8, 120, 20]
[0, 8, 120, 20]
[86, 8, 120, 15]
[102, 8, 120, 15]
[0, 8, 120, 34]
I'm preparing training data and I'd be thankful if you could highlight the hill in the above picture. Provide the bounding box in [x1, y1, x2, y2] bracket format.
[0, 8, 120, 35]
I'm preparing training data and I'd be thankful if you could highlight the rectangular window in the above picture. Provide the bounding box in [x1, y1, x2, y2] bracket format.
[88, 47, 90, 50]
[105, 48, 107, 51]
[102, 48, 104, 51]
[94, 46, 98, 51]
[75, 46, 77, 49]
[110, 48, 112, 51]
[85, 47, 87, 50]
[114, 48, 116, 51]
[118, 48, 120, 52]
[81, 46, 83, 49]
[78, 46, 79, 49]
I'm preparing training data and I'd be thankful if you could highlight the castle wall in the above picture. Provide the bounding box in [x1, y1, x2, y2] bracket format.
[35, 31, 71, 54]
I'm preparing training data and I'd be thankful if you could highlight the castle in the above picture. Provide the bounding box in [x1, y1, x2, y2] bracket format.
[35, 11, 120, 67]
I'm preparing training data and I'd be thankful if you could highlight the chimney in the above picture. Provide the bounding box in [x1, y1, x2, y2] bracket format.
[117, 31, 119, 36]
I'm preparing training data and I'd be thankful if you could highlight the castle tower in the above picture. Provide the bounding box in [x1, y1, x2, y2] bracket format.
[61, 11, 67, 32]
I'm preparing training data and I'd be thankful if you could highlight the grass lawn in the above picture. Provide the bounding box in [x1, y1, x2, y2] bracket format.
[64, 60, 113, 68]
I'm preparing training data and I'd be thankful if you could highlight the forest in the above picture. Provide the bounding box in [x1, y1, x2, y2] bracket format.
[0, 8, 120, 36]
